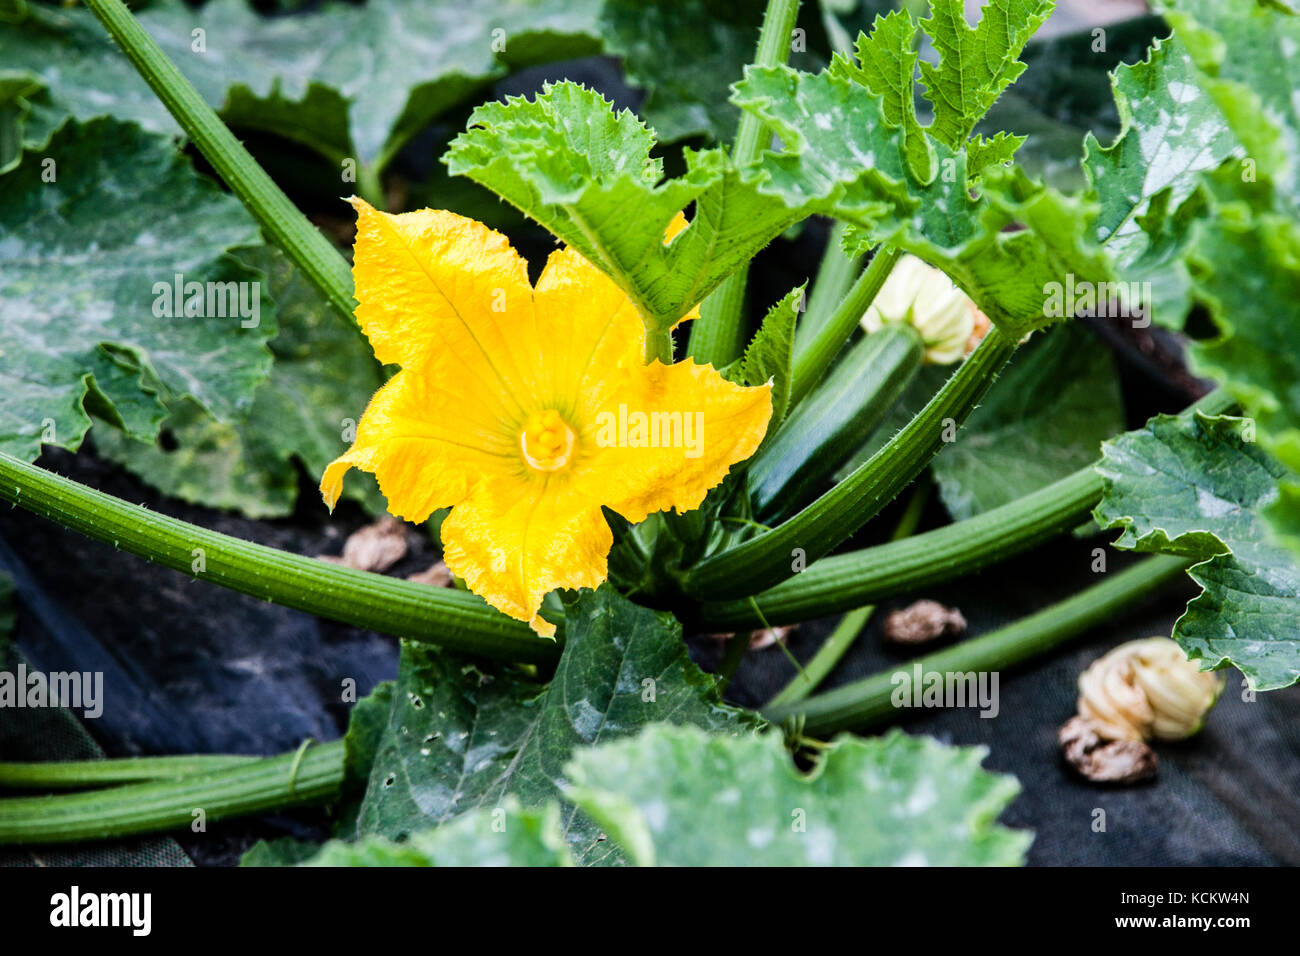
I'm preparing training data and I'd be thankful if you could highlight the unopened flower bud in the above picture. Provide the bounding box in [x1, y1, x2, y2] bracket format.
[1077, 637, 1222, 742]
[860, 254, 988, 364]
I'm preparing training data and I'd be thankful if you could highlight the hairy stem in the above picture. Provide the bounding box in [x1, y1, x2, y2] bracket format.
[0, 454, 556, 664]
[687, 0, 802, 367]
[84, 0, 356, 325]
[789, 245, 903, 407]
[794, 221, 864, 356]
[0, 755, 259, 790]
[0, 741, 346, 845]
[766, 554, 1193, 736]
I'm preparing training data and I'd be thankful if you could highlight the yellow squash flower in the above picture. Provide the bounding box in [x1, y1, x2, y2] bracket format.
[321, 199, 772, 636]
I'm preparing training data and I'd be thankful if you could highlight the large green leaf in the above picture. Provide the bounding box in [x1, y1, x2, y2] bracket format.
[1145, 0, 1300, 555]
[931, 323, 1123, 519]
[1159, 0, 1300, 199]
[0, 118, 274, 461]
[94, 245, 384, 517]
[1081, 31, 1242, 328]
[566, 724, 1031, 866]
[0, 0, 602, 169]
[305, 802, 573, 866]
[354, 587, 759, 865]
[445, 81, 797, 332]
[1095, 412, 1300, 691]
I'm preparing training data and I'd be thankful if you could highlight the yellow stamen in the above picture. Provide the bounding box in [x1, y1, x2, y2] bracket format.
[520, 409, 576, 472]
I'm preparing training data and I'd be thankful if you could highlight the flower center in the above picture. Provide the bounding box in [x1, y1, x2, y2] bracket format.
[520, 409, 576, 472]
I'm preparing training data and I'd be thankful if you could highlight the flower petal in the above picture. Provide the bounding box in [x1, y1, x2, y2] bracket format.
[533, 246, 645, 420]
[321, 369, 516, 521]
[348, 199, 543, 407]
[578, 359, 772, 524]
[440, 477, 612, 636]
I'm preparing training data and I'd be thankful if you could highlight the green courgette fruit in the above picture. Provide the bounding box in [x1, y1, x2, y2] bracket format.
[747, 324, 923, 524]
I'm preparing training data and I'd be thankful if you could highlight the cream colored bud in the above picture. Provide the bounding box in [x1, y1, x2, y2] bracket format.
[1077, 637, 1223, 742]
[860, 254, 984, 364]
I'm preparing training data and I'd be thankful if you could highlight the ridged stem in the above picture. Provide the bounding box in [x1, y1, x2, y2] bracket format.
[0, 453, 556, 664]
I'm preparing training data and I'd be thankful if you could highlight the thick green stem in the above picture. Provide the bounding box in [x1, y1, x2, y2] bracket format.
[0, 754, 258, 790]
[707, 467, 1099, 629]
[766, 554, 1194, 736]
[765, 480, 929, 707]
[0, 742, 345, 845]
[795, 221, 864, 355]
[645, 327, 675, 365]
[698, 387, 1236, 629]
[0, 454, 556, 664]
[83, 0, 355, 325]
[687, 0, 802, 367]
[685, 325, 1018, 600]
[789, 246, 903, 407]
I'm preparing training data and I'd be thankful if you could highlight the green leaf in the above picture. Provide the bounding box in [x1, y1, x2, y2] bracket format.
[726, 284, 804, 427]
[1082, 31, 1242, 327]
[94, 245, 385, 517]
[1158, 0, 1300, 198]
[966, 131, 1025, 179]
[1095, 412, 1300, 690]
[445, 80, 797, 331]
[304, 802, 573, 867]
[565, 724, 1031, 866]
[354, 587, 759, 865]
[931, 323, 1123, 519]
[834, 8, 934, 182]
[0, 118, 273, 462]
[1150, 0, 1300, 554]
[917, 0, 1054, 149]
[0, 0, 603, 170]
[734, 63, 1110, 336]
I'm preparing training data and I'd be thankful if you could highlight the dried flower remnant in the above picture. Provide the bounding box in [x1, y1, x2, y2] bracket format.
[1059, 715, 1158, 784]
[407, 561, 454, 588]
[883, 599, 967, 646]
[318, 515, 408, 572]
[710, 624, 799, 651]
[1077, 637, 1223, 742]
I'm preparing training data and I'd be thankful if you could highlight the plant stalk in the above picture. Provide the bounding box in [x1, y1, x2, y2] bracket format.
[687, 0, 802, 368]
[0, 453, 556, 664]
[788, 245, 903, 407]
[766, 554, 1194, 736]
[0, 754, 258, 791]
[0, 741, 346, 845]
[765, 479, 931, 707]
[83, 0, 356, 326]
[794, 220, 864, 355]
